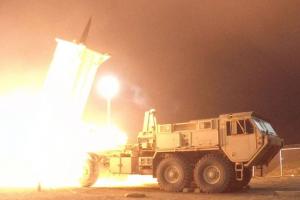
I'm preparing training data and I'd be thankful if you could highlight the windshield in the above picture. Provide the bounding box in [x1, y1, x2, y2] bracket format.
[252, 118, 276, 135]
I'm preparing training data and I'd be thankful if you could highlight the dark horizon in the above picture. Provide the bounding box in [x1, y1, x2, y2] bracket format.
[0, 0, 299, 144]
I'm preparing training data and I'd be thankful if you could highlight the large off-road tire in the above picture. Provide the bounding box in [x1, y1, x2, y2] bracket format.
[80, 155, 100, 187]
[242, 168, 252, 187]
[156, 155, 192, 192]
[242, 167, 252, 187]
[229, 167, 252, 191]
[193, 154, 234, 193]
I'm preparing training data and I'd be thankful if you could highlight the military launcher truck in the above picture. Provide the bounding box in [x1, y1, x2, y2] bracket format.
[80, 109, 283, 193]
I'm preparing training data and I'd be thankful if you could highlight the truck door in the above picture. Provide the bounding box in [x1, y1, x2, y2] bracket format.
[221, 119, 257, 162]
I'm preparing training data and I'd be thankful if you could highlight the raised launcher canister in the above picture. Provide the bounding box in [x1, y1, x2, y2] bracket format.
[81, 109, 283, 193]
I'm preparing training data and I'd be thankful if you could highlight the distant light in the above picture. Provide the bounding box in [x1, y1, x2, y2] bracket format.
[97, 75, 120, 100]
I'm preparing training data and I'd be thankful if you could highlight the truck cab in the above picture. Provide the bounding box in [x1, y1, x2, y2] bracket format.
[219, 112, 283, 167]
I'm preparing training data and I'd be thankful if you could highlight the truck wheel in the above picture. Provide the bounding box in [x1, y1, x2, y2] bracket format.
[156, 156, 192, 192]
[242, 167, 252, 187]
[80, 155, 100, 187]
[230, 167, 252, 191]
[193, 154, 234, 193]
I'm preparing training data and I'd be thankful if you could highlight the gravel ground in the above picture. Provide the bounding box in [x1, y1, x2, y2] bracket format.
[0, 177, 299, 200]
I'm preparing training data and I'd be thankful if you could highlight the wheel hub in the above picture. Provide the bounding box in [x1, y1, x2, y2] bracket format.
[164, 166, 180, 183]
[203, 165, 221, 184]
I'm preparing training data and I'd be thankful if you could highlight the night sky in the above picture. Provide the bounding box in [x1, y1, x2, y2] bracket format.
[0, 0, 299, 144]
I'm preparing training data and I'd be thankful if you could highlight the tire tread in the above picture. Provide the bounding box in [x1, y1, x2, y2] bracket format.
[193, 153, 234, 193]
[157, 155, 192, 192]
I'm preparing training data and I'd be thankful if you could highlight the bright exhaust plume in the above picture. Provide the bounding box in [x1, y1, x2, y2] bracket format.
[0, 39, 109, 188]
[0, 39, 155, 188]
[0, 91, 129, 187]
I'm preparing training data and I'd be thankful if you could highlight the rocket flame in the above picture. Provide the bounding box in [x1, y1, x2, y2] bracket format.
[95, 175, 157, 187]
[0, 39, 155, 188]
[0, 90, 130, 187]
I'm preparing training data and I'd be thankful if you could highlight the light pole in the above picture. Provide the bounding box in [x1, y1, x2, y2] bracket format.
[97, 75, 119, 125]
